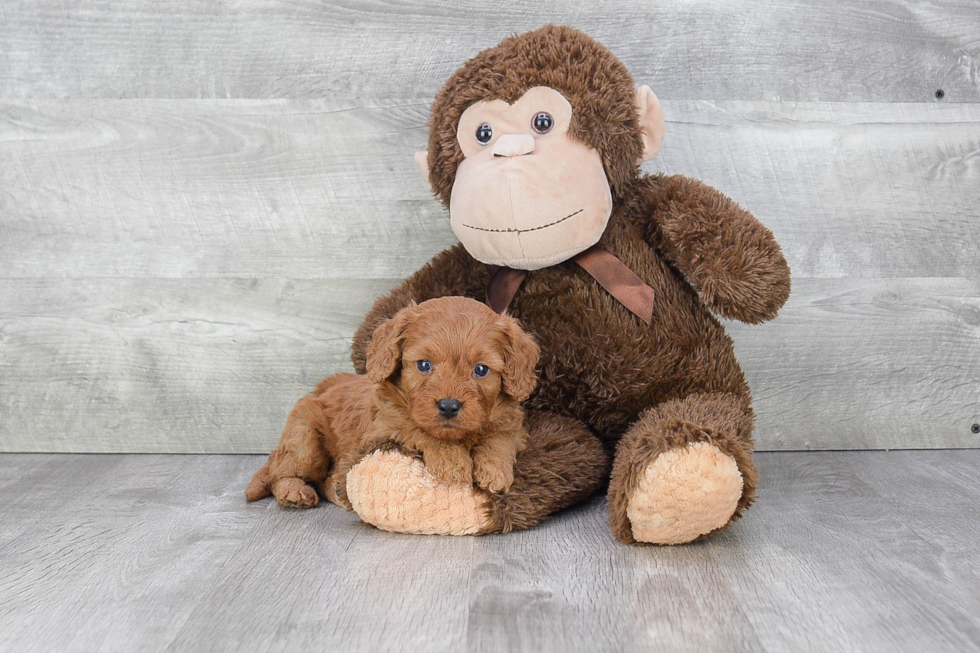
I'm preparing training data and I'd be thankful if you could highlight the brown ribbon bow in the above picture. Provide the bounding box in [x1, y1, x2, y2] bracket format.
[486, 245, 655, 324]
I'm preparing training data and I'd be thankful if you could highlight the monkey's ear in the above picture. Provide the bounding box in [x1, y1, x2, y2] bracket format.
[635, 86, 665, 163]
[413, 150, 430, 184]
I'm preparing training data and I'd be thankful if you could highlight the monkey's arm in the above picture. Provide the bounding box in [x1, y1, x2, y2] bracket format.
[641, 174, 791, 324]
[351, 244, 488, 373]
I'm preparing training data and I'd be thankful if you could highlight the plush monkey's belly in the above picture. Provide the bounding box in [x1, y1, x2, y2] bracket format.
[509, 247, 749, 442]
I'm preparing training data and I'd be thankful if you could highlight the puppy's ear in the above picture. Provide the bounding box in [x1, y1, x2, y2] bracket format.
[366, 303, 419, 384]
[499, 316, 540, 403]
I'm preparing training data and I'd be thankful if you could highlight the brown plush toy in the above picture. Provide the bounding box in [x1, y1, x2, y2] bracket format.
[339, 25, 791, 545]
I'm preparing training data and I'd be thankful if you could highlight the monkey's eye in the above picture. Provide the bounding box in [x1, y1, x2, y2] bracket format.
[475, 123, 493, 144]
[532, 112, 554, 134]
[473, 364, 490, 378]
[416, 360, 432, 373]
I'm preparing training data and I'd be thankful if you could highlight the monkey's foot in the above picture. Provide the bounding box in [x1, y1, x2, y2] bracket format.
[346, 450, 493, 535]
[626, 442, 743, 545]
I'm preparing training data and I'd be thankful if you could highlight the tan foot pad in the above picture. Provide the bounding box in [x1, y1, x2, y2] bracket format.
[627, 442, 743, 545]
[346, 450, 493, 536]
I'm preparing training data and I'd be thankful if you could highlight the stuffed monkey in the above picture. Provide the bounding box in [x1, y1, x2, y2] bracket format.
[266, 25, 791, 545]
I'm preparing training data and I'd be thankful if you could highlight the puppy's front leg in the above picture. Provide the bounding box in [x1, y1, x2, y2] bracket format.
[422, 441, 474, 486]
[472, 431, 526, 494]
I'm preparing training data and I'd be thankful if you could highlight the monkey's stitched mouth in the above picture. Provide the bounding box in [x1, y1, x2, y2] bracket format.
[461, 209, 583, 234]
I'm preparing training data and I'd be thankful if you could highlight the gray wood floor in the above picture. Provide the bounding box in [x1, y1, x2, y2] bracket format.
[1, 451, 978, 652]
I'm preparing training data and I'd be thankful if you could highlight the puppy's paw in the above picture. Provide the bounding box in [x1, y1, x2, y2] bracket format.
[423, 450, 474, 486]
[272, 477, 320, 509]
[473, 461, 514, 494]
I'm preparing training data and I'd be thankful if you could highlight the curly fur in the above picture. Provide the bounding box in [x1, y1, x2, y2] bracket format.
[247, 297, 539, 508]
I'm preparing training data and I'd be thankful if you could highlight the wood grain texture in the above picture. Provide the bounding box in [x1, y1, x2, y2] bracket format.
[2, 99, 978, 452]
[733, 277, 980, 450]
[1, 452, 979, 652]
[1, 276, 976, 453]
[3, 4, 980, 453]
[0, 278, 397, 453]
[2, 100, 978, 281]
[0, 99, 449, 281]
[1, 0, 978, 102]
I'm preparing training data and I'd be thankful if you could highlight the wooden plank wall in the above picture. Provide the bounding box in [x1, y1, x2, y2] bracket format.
[1, 1, 978, 453]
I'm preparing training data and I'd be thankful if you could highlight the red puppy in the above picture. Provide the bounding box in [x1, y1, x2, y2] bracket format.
[246, 296, 539, 509]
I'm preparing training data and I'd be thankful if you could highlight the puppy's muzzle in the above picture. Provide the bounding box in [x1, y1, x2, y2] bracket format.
[436, 398, 461, 419]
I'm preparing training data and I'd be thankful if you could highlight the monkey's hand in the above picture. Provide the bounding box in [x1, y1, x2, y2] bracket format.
[345, 449, 493, 536]
[643, 174, 791, 324]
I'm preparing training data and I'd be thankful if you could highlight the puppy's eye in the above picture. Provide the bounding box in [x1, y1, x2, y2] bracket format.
[476, 123, 492, 144]
[473, 364, 490, 378]
[416, 360, 432, 373]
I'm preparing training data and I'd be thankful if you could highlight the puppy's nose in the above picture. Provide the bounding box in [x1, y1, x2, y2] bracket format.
[437, 398, 462, 419]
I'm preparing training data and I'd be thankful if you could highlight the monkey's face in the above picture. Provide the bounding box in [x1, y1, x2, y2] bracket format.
[447, 87, 613, 271]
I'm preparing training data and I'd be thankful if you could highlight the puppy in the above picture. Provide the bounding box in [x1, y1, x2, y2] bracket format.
[246, 296, 540, 510]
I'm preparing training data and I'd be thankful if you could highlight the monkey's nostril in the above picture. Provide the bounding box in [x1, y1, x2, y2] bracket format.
[437, 398, 462, 418]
